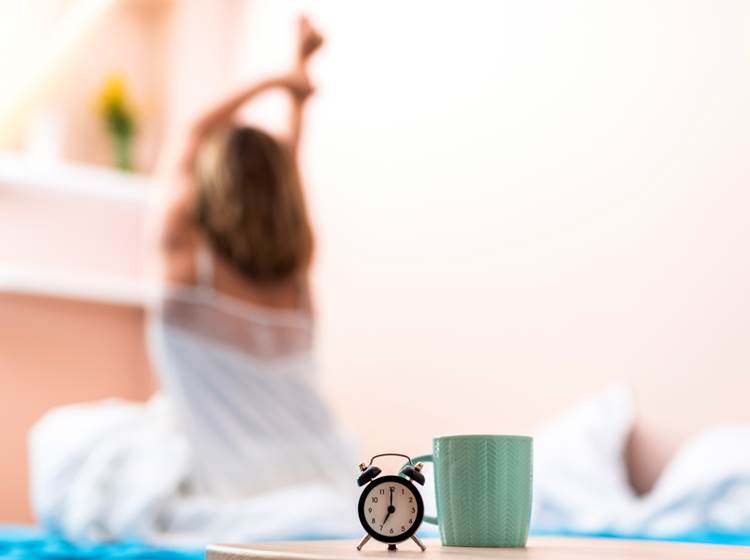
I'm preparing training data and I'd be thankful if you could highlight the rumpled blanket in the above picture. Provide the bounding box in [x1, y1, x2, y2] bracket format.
[532, 385, 750, 539]
[30, 385, 750, 547]
[29, 395, 361, 548]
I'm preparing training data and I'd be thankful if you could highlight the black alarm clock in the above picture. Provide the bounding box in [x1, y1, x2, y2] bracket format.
[355, 453, 427, 552]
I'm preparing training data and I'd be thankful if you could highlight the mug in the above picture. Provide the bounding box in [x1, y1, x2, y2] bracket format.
[412, 434, 533, 547]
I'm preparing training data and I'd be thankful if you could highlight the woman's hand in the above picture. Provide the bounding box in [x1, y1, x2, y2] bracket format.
[297, 16, 324, 62]
[285, 15, 323, 153]
[278, 70, 315, 104]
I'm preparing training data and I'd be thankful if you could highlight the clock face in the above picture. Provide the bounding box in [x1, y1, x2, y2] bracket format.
[358, 475, 424, 543]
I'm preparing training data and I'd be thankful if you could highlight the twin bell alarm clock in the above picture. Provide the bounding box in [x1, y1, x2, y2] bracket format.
[355, 453, 427, 552]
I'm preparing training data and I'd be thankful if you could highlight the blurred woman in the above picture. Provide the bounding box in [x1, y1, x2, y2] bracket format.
[30, 18, 356, 545]
[155, 19, 320, 307]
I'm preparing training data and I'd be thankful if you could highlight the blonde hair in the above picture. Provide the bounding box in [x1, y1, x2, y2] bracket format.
[195, 126, 313, 283]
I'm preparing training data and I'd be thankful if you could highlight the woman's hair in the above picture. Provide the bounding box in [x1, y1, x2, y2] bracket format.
[195, 126, 313, 283]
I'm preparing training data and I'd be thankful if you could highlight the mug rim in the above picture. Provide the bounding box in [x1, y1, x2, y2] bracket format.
[433, 434, 532, 442]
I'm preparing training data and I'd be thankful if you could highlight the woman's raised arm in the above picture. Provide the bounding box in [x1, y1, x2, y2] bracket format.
[286, 16, 324, 159]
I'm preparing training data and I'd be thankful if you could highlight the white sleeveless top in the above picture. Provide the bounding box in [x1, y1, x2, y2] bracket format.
[146, 248, 353, 497]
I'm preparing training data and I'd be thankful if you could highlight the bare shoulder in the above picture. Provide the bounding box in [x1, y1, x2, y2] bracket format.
[152, 175, 201, 285]
[160, 234, 199, 285]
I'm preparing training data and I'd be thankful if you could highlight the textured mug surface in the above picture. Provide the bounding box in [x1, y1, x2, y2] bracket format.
[412, 435, 533, 547]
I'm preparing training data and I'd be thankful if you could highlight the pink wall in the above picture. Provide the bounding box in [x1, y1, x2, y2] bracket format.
[2, 1, 166, 169]
[0, 295, 151, 522]
[239, 1, 750, 491]
[4, 0, 245, 172]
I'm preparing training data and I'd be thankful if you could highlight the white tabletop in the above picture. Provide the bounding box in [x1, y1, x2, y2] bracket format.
[206, 537, 748, 560]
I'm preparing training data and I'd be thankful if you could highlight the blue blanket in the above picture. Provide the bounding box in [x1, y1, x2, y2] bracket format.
[532, 528, 750, 547]
[1, 525, 747, 559]
[0, 526, 203, 560]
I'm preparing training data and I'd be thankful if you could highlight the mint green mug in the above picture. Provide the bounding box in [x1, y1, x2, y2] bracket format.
[412, 435, 533, 547]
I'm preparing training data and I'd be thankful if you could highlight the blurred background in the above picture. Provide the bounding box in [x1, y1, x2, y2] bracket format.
[1, 0, 749, 526]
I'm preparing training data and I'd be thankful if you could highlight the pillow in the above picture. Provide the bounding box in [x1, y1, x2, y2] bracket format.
[531, 384, 637, 533]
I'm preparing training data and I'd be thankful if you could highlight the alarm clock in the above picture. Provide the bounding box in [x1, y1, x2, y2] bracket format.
[355, 453, 427, 552]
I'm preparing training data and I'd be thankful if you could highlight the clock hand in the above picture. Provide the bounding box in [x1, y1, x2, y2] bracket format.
[382, 489, 396, 527]
[382, 510, 392, 526]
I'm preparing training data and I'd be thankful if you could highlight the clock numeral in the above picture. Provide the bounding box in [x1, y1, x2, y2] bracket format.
[409, 497, 413, 503]
[371, 517, 376, 524]
[401, 489, 405, 495]
[379, 524, 384, 531]
[401, 526, 406, 532]
[389, 528, 394, 534]
[409, 518, 413, 524]
[389, 486, 395, 491]
[368, 507, 372, 513]
[379, 489, 385, 495]
[372, 497, 378, 503]
[411, 507, 416, 514]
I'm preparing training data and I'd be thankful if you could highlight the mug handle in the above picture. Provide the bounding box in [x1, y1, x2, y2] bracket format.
[408, 454, 437, 525]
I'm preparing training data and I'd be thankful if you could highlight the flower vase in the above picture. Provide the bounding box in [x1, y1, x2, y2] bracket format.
[112, 134, 134, 172]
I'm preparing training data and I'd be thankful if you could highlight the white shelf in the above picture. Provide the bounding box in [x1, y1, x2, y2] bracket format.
[0, 265, 149, 307]
[0, 152, 154, 203]
[0, 152, 156, 305]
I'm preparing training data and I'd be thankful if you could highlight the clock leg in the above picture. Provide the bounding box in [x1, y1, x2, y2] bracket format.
[356, 534, 371, 551]
[411, 535, 427, 552]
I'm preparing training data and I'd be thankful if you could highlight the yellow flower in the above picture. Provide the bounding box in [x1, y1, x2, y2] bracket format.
[96, 74, 135, 115]
[94, 74, 136, 138]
